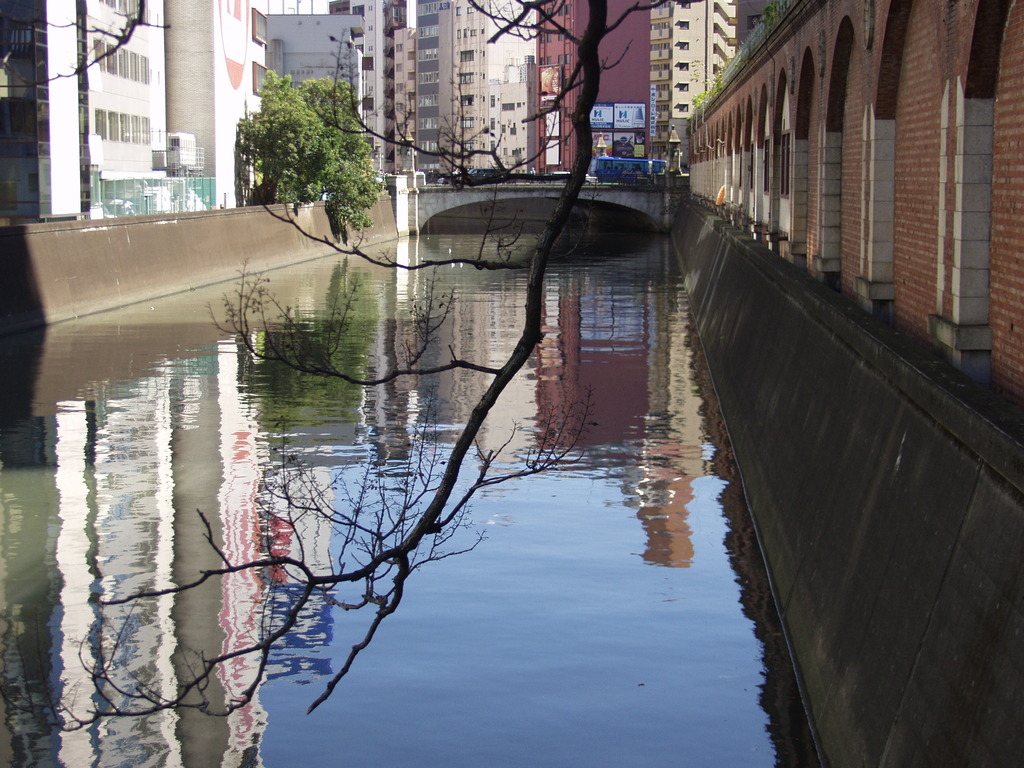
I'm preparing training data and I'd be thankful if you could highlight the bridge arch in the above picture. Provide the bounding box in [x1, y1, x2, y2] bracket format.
[409, 184, 674, 235]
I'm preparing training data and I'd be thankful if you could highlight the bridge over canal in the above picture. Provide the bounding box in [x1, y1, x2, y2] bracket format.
[385, 177, 682, 235]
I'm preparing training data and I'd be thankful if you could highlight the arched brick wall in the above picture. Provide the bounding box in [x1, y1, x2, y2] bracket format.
[835, 17, 862, 296]
[793, 47, 816, 265]
[892, 0, 942, 343]
[687, 0, 1024, 404]
[990, 0, 1024, 402]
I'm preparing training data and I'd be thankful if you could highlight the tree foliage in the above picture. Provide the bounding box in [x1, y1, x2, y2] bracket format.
[235, 72, 382, 237]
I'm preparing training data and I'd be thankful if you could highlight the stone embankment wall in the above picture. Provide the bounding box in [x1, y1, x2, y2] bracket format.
[673, 200, 1024, 768]
[0, 197, 398, 335]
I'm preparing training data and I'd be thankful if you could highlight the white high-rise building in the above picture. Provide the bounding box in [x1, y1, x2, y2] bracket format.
[331, 0, 387, 170]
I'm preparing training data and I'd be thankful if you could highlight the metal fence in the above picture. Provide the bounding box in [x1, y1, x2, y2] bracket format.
[91, 176, 217, 218]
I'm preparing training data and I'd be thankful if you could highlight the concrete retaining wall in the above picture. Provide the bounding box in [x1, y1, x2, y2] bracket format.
[0, 196, 399, 334]
[672, 200, 1024, 768]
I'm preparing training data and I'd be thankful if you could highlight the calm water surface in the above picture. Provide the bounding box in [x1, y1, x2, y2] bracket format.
[0, 233, 814, 766]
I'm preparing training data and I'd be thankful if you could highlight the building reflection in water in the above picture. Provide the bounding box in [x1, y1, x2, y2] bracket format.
[0, 235, 797, 765]
[534, 244, 702, 568]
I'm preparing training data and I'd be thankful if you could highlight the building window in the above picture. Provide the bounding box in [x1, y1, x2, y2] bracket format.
[458, 72, 474, 84]
[252, 9, 267, 44]
[253, 62, 267, 94]
[460, 49, 474, 62]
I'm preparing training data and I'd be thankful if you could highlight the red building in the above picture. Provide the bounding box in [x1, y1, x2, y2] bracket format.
[536, 0, 652, 172]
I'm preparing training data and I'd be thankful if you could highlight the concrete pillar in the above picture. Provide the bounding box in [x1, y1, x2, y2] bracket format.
[856, 108, 895, 320]
[929, 91, 993, 384]
[386, 175, 410, 237]
[815, 129, 843, 282]
[745, 148, 753, 218]
[791, 138, 809, 269]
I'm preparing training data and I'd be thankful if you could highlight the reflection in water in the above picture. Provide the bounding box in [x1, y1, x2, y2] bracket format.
[0, 234, 815, 766]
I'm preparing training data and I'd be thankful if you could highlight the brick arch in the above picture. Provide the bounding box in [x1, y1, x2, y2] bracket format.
[742, 94, 755, 219]
[744, 94, 754, 154]
[965, 0, 1013, 99]
[795, 48, 815, 142]
[987, 0, 1023, 399]
[734, 103, 743, 155]
[756, 83, 770, 224]
[818, 16, 856, 292]
[875, 0, 914, 120]
[892, 0, 943, 344]
[726, 111, 736, 203]
[826, 17, 855, 133]
[791, 47, 816, 269]
[770, 68, 789, 235]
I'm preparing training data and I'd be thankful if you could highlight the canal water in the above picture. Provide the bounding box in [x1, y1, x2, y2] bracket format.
[0, 232, 816, 766]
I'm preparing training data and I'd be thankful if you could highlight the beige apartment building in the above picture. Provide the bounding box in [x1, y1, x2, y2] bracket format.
[651, 0, 765, 165]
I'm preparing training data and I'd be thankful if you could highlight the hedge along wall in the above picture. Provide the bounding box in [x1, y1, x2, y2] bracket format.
[673, 200, 1024, 768]
[0, 197, 398, 335]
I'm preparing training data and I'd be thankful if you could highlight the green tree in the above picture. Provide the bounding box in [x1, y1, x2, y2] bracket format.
[236, 72, 382, 238]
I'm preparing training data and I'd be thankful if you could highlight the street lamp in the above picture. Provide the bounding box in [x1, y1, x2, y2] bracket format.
[595, 134, 607, 157]
[668, 125, 681, 175]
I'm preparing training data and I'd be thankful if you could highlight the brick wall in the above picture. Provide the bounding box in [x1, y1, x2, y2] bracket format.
[891, 0, 941, 343]
[688, 0, 1024, 408]
[990, 2, 1024, 404]
[838, 19, 864, 295]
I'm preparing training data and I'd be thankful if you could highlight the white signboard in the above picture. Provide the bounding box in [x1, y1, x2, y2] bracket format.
[650, 85, 657, 137]
[590, 104, 615, 129]
[613, 103, 645, 130]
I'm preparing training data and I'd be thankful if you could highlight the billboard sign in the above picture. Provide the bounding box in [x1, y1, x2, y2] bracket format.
[540, 66, 562, 102]
[545, 111, 561, 165]
[614, 103, 646, 129]
[590, 104, 615, 130]
[612, 130, 647, 158]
